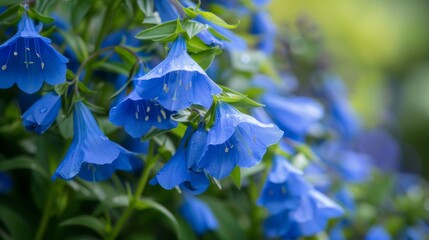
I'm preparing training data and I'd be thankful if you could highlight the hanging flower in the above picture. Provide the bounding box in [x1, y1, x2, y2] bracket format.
[262, 94, 323, 142]
[195, 101, 283, 179]
[264, 189, 344, 239]
[150, 127, 210, 194]
[257, 156, 312, 214]
[0, 10, 68, 94]
[135, 35, 222, 111]
[365, 226, 391, 240]
[52, 102, 135, 181]
[109, 90, 177, 138]
[179, 194, 218, 235]
[21, 92, 61, 134]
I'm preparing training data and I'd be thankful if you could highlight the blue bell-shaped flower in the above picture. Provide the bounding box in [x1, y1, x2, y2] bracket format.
[0, 11, 68, 94]
[262, 94, 323, 142]
[257, 156, 312, 214]
[109, 90, 178, 138]
[135, 35, 222, 111]
[365, 225, 391, 240]
[179, 194, 218, 235]
[196, 101, 283, 179]
[21, 92, 61, 134]
[52, 102, 135, 181]
[150, 127, 210, 194]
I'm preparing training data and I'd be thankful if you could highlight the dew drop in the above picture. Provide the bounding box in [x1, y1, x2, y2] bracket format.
[13, 51, 18, 56]
[157, 68, 163, 74]
[225, 147, 229, 153]
[39, 107, 48, 113]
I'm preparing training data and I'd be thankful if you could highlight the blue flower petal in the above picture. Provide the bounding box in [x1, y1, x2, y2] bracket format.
[180, 194, 218, 235]
[136, 35, 221, 111]
[21, 92, 61, 134]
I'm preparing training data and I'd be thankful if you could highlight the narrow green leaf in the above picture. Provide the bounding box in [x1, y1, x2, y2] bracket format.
[186, 37, 211, 53]
[183, 7, 199, 18]
[0, 1, 20, 6]
[54, 82, 69, 95]
[136, 0, 154, 16]
[60, 215, 106, 236]
[136, 198, 182, 238]
[60, 30, 88, 62]
[0, 4, 21, 25]
[93, 195, 129, 215]
[190, 47, 222, 70]
[78, 82, 97, 94]
[230, 167, 241, 189]
[29, 7, 54, 23]
[57, 111, 73, 139]
[215, 85, 264, 108]
[199, 10, 239, 29]
[114, 46, 137, 65]
[0, 156, 48, 179]
[182, 20, 208, 39]
[135, 20, 178, 41]
[82, 99, 105, 114]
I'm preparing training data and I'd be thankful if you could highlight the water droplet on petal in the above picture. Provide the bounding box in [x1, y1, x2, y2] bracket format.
[13, 51, 18, 56]
[39, 107, 48, 113]
[157, 68, 163, 74]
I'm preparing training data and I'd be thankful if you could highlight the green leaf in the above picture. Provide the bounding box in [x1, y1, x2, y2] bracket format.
[186, 37, 211, 53]
[0, 0, 20, 6]
[78, 82, 97, 94]
[0, 4, 21, 25]
[82, 99, 105, 114]
[230, 167, 241, 189]
[183, 7, 199, 18]
[54, 82, 69, 95]
[98, 62, 130, 76]
[136, 0, 154, 16]
[191, 47, 222, 70]
[199, 10, 239, 29]
[114, 46, 137, 66]
[0, 156, 48, 179]
[215, 85, 264, 108]
[0, 205, 33, 240]
[60, 215, 106, 236]
[29, 7, 54, 23]
[182, 20, 208, 39]
[135, 19, 183, 42]
[136, 198, 182, 239]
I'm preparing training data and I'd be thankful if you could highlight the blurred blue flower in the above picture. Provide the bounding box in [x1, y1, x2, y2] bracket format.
[179, 194, 218, 235]
[262, 94, 323, 142]
[250, 11, 276, 55]
[334, 186, 356, 213]
[21, 92, 61, 134]
[109, 90, 177, 138]
[258, 156, 312, 214]
[320, 75, 360, 139]
[0, 172, 12, 194]
[0, 12, 68, 93]
[136, 35, 222, 111]
[155, 0, 180, 22]
[264, 189, 344, 239]
[365, 226, 391, 240]
[196, 101, 283, 179]
[151, 127, 210, 194]
[53, 102, 134, 181]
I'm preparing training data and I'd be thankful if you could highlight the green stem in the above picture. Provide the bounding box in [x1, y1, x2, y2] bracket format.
[35, 181, 59, 240]
[105, 140, 157, 240]
[94, 0, 121, 51]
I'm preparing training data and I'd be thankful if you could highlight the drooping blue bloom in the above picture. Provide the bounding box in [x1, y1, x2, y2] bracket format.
[150, 127, 210, 194]
[21, 92, 61, 134]
[0, 11, 68, 94]
[179, 194, 218, 235]
[257, 156, 312, 214]
[52, 101, 135, 181]
[264, 189, 344, 239]
[262, 94, 323, 142]
[365, 226, 391, 240]
[320, 75, 360, 139]
[250, 11, 276, 55]
[196, 101, 283, 179]
[334, 186, 356, 213]
[135, 35, 222, 111]
[109, 90, 178, 138]
[155, 0, 180, 22]
[0, 172, 12, 194]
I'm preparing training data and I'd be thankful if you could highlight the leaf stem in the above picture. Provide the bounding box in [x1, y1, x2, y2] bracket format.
[105, 140, 157, 240]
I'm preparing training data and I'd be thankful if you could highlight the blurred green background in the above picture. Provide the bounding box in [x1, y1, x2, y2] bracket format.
[269, 0, 429, 177]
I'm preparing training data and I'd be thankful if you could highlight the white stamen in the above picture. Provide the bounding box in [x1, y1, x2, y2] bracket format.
[145, 116, 149, 121]
[1, 65, 6, 71]
[146, 106, 150, 112]
[160, 109, 167, 119]
[41, 62, 45, 69]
